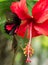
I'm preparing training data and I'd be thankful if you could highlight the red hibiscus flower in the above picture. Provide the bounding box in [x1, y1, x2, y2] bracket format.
[10, 0, 48, 62]
[10, 0, 48, 38]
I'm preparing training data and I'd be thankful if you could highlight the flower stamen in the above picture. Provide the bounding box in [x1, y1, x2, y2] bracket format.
[23, 23, 34, 63]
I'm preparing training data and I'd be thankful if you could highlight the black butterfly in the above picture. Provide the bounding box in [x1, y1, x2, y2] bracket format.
[5, 12, 21, 35]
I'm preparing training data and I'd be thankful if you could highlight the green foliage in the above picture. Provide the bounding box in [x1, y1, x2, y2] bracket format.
[27, 0, 38, 15]
[0, 0, 6, 2]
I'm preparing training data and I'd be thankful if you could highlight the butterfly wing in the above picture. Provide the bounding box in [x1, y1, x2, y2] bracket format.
[5, 22, 17, 35]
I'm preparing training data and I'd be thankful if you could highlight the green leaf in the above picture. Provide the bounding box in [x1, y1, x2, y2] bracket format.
[0, 15, 6, 24]
[0, 0, 6, 2]
[26, 0, 38, 15]
[0, 0, 16, 2]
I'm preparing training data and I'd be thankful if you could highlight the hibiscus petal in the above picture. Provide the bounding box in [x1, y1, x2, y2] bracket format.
[32, 25, 41, 37]
[32, 0, 48, 23]
[10, 0, 31, 20]
[15, 22, 28, 37]
[34, 20, 48, 36]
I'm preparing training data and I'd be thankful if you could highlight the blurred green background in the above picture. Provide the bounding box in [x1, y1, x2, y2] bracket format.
[0, 0, 48, 65]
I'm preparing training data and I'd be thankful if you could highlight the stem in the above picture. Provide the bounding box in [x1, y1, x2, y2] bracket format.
[12, 52, 16, 65]
[12, 35, 17, 65]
